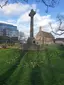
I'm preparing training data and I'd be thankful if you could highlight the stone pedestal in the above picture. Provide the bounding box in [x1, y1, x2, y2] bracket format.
[23, 37, 40, 50]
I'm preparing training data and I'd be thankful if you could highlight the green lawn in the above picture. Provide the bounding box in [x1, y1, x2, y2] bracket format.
[0, 45, 64, 85]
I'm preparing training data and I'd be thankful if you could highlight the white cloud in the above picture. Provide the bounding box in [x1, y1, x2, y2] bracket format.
[0, 3, 29, 16]
[0, 3, 37, 16]
[7, 19, 16, 24]
[34, 14, 52, 27]
[0, 20, 17, 26]
[19, 11, 30, 22]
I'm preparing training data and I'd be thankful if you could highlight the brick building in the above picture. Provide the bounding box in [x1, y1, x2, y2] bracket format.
[35, 27, 54, 45]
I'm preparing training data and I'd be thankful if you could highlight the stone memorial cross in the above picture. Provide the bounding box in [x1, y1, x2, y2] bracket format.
[29, 9, 36, 37]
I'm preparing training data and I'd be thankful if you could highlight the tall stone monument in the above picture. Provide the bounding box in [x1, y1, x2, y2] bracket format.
[29, 9, 36, 37]
[23, 9, 40, 50]
[27, 9, 36, 45]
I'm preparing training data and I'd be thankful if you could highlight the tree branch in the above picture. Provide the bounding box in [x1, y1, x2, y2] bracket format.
[51, 31, 64, 35]
[0, 0, 8, 8]
[49, 21, 64, 35]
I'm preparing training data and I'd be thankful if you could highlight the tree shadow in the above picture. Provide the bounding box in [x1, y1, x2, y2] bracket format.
[30, 65, 44, 85]
[0, 50, 27, 85]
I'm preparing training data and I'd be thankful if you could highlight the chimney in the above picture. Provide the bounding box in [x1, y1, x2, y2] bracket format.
[39, 26, 42, 32]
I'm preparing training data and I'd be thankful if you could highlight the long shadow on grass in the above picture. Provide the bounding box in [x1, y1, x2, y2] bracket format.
[30, 65, 44, 85]
[0, 50, 27, 85]
[45, 48, 59, 85]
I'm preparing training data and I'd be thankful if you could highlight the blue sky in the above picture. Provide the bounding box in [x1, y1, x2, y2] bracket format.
[8, 0, 64, 16]
[0, 0, 64, 38]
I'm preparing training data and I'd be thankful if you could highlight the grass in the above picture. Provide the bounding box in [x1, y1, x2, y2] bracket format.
[0, 45, 64, 85]
[0, 49, 21, 74]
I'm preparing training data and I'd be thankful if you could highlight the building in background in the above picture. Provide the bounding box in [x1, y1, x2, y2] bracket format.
[0, 23, 19, 43]
[55, 38, 64, 45]
[35, 27, 54, 45]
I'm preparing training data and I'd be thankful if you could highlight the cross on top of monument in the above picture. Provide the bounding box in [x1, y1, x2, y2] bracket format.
[29, 9, 36, 17]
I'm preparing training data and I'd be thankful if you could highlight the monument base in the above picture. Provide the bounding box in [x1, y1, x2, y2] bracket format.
[23, 37, 40, 50]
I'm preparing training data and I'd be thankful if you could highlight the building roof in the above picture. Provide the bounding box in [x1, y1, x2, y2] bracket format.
[55, 38, 64, 41]
[36, 30, 54, 39]
[0, 23, 17, 31]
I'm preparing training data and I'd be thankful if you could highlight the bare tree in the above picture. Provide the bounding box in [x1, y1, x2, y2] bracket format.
[49, 14, 64, 35]
[0, 0, 8, 8]
[41, 0, 60, 12]
[0, 0, 60, 12]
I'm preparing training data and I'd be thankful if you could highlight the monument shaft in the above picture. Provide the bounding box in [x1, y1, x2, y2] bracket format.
[29, 9, 36, 37]
[30, 17, 33, 37]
